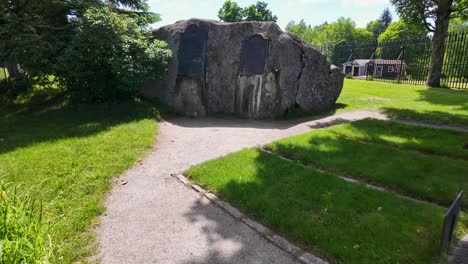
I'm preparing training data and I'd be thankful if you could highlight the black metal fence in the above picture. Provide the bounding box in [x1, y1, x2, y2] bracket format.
[323, 31, 468, 89]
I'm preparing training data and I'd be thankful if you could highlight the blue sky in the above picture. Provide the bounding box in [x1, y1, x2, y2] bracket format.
[148, 0, 397, 30]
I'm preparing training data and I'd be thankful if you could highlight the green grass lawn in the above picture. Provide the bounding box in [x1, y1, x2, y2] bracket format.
[327, 118, 468, 160]
[336, 79, 468, 125]
[0, 100, 160, 262]
[266, 126, 468, 206]
[185, 148, 464, 264]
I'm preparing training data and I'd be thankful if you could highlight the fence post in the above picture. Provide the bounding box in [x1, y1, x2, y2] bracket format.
[398, 45, 405, 83]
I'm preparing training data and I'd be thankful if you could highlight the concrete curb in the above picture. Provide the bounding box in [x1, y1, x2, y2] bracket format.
[173, 174, 329, 264]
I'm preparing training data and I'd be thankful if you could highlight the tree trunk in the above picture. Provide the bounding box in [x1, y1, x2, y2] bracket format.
[427, 0, 452, 87]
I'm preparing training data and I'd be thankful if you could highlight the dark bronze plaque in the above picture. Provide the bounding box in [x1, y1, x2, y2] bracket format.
[177, 24, 207, 76]
[240, 34, 269, 76]
[439, 191, 464, 255]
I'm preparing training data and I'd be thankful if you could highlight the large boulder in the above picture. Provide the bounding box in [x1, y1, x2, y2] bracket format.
[143, 19, 344, 118]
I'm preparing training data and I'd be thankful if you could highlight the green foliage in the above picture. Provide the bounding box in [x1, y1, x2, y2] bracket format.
[287, 17, 375, 47]
[366, 7, 393, 40]
[0, 184, 53, 263]
[449, 17, 468, 32]
[391, 0, 467, 32]
[0, 0, 70, 79]
[390, 0, 467, 86]
[379, 7, 393, 29]
[217, 1, 277, 22]
[0, 0, 171, 101]
[56, 7, 172, 102]
[366, 20, 382, 40]
[217, 0, 243, 22]
[378, 20, 427, 43]
[376, 20, 428, 60]
[242, 1, 277, 22]
[286, 17, 374, 60]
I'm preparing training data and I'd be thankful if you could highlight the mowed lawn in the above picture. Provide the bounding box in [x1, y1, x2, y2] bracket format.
[185, 80, 468, 263]
[185, 148, 459, 263]
[0, 100, 160, 262]
[336, 79, 468, 125]
[266, 120, 468, 206]
[326, 118, 468, 160]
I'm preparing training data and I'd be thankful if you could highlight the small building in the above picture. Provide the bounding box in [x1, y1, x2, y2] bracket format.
[367, 59, 407, 78]
[342, 59, 407, 78]
[342, 59, 369, 77]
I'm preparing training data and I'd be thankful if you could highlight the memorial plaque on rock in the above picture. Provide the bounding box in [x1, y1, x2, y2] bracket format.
[178, 24, 207, 76]
[240, 34, 269, 76]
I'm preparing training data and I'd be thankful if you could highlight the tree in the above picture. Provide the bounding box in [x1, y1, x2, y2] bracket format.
[366, 20, 382, 40]
[391, 0, 468, 87]
[378, 20, 427, 42]
[217, 1, 277, 22]
[0, 0, 69, 79]
[366, 8, 393, 40]
[56, 6, 171, 102]
[379, 7, 393, 30]
[0, 0, 171, 100]
[285, 17, 374, 62]
[448, 17, 468, 32]
[217, 0, 243, 22]
[354, 28, 374, 43]
[378, 20, 428, 61]
[242, 1, 277, 22]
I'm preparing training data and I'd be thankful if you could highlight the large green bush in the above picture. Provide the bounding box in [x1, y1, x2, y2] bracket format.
[56, 7, 172, 102]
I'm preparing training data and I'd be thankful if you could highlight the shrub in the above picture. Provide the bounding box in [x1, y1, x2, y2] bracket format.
[0, 184, 53, 263]
[56, 7, 172, 102]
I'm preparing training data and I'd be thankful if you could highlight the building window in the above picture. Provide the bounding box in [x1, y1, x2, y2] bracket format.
[388, 65, 395, 72]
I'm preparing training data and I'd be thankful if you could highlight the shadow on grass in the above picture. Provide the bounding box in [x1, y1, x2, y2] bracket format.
[0, 99, 161, 155]
[326, 118, 468, 160]
[268, 132, 468, 207]
[416, 88, 468, 111]
[382, 107, 468, 126]
[184, 148, 450, 264]
[386, 88, 468, 125]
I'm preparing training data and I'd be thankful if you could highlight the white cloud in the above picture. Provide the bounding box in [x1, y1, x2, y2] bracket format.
[341, 0, 389, 8]
[288, 0, 329, 7]
[298, 0, 330, 3]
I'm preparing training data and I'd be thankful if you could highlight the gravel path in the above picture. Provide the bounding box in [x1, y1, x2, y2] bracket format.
[97, 110, 385, 264]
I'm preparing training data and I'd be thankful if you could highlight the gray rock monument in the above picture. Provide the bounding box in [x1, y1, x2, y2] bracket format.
[143, 19, 344, 118]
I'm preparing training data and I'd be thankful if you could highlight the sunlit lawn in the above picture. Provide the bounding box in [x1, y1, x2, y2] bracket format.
[266, 120, 468, 206]
[327, 118, 468, 160]
[336, 79, 468, 125]
[0, 99, 160, 262]
[185, 148, 464, 264]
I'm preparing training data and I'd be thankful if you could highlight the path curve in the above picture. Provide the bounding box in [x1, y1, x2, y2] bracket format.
[96, 110, 387, 264]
